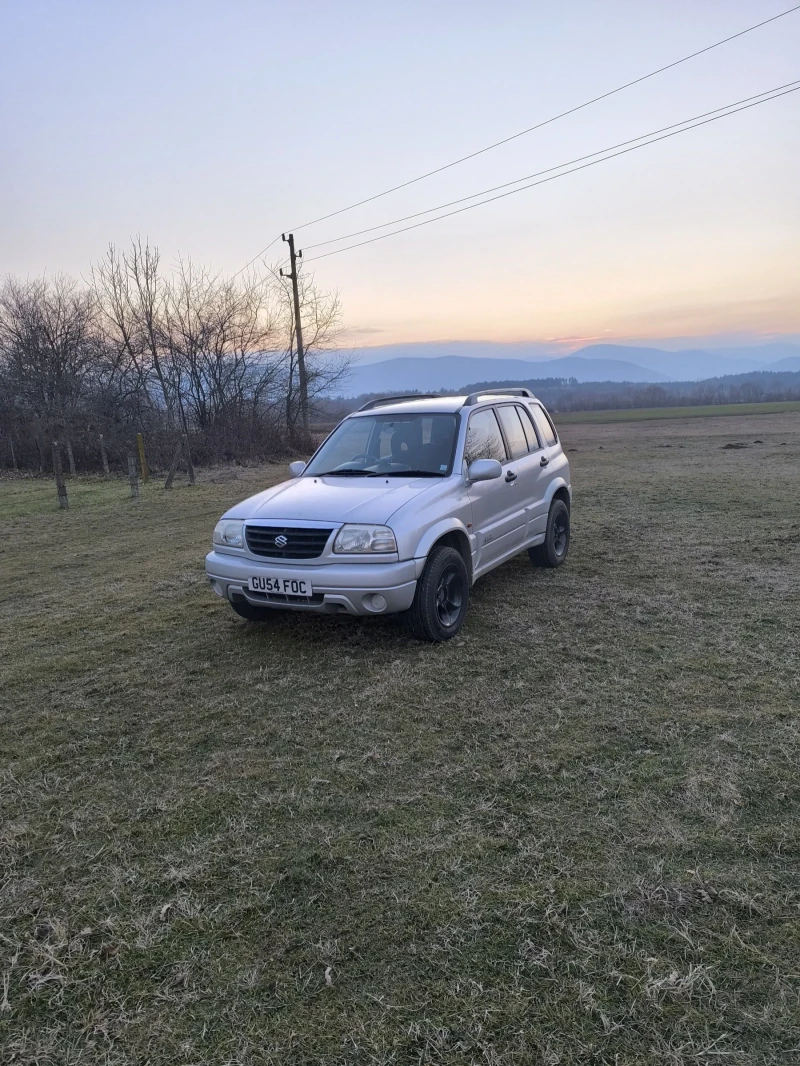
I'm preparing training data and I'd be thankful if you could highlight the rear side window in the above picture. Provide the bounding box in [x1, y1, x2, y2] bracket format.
[531, 403, 558, 447]
[465, 408, 507, 464]
[496, 405, 529, 461]
[517, 405, 541, 451]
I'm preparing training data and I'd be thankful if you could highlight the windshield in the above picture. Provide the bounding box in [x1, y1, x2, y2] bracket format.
[306, 412, 458, 477]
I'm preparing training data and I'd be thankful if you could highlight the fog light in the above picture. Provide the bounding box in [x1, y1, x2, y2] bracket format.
[209, 579, 224, 597]
[366, 593, 387, 612]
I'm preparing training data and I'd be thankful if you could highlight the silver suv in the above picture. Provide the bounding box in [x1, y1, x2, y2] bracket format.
[206, 389, 571, 642]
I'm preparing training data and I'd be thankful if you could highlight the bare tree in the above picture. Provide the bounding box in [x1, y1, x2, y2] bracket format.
[91, 238, 179, 425]
[1, 242, 353, 471]
[163, 259, 282, 443]
[0, 275, 98, 441]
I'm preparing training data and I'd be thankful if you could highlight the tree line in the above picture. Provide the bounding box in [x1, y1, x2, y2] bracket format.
[0, 239, 350, 473]
[447, 372, 800, 414]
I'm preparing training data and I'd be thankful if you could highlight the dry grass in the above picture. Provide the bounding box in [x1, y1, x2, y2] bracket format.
[1, 413, 799, 1064]
[556, 399, 800, 423]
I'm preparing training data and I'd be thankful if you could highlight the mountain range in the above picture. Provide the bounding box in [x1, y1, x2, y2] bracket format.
[343, 342, 800, 396]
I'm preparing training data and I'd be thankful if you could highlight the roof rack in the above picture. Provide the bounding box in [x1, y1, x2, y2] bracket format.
[358, 393, 443, 412]
[462, 387, 535, 407]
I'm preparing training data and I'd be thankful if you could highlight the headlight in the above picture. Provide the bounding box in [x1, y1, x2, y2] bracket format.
[213, 520, 244, 548]
[333, 524, 397, 553]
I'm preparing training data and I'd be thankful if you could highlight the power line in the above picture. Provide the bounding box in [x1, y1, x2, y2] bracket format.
[230, 234, 283, 280]
[303, 83, 800, 262]
[233, 4, 800, 277]
[303, 81, 800, 252]
[287, 3, 800, 235]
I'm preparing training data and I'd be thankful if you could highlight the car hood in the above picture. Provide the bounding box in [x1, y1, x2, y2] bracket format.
[223, 474, 441, 526]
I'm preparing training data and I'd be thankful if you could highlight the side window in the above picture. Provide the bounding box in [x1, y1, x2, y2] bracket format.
[531, 403, 558, 447]
[495, 404, 529, 461]
[538, 404, 558, 445]
[464, 408, 507, 465]
[518, 405, 541, 451]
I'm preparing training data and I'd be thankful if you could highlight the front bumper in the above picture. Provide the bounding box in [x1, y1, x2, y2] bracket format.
[205, 550, 418, 616]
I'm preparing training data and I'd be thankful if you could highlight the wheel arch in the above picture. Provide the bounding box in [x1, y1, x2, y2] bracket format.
[415, 521, 474, 582]
[546, 477, 571, 513]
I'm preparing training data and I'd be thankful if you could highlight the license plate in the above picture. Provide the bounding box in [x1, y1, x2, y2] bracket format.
[248, 575, 312, 597]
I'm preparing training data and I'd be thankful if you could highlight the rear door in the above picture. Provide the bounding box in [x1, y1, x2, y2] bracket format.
[464, 406, 525, 571]
[526, 402, 562, 534]
[495, 403, 548, 542]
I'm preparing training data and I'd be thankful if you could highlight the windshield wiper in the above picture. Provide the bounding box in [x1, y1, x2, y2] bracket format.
[314, 467, 374, 476]
[314, 467, 444, 478]
[383, 469, 443, 477]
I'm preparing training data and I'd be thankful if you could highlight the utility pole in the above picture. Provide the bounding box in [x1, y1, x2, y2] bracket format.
[280, 233, 310, 440]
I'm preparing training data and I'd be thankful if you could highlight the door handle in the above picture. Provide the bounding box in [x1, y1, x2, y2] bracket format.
[505, 469, 517, 483]
[540, 455, 549, 467]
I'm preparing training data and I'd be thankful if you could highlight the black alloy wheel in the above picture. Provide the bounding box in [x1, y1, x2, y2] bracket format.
[406, 545, 470, 642]
[552, 508, 569, 559]
[528, 499, 570, 568]
[435, 562, 466, 628]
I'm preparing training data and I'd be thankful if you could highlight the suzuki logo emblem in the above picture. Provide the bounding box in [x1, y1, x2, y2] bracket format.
[274, 534, 288, 548]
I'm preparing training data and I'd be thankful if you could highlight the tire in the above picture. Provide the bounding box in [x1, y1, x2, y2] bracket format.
[229, 594, 277, 623]
[529, 499, 570, 568]
[405, 545, 470, 643]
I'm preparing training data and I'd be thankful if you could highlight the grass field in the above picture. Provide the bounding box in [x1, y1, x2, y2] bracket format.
[555, 399, 800, 424]
[2, 411, 799, 1065]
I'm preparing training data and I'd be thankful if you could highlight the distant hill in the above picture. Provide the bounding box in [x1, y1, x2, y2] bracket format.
[346, 341, 562, 364]
[345, 354, 665, 394]
[344, 340, 800, 396]
[569, 344, 757, 380]
[767, 356, 800, 372]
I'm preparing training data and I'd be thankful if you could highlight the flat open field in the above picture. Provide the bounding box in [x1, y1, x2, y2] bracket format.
[556, 399, 800, 424]
[1, 412, 799, 1065]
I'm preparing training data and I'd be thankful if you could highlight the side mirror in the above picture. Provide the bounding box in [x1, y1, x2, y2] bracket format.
[289, 461, 306, 478]
[467, 458, 502, 482]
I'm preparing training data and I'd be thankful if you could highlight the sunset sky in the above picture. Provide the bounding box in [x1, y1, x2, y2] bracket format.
[1, 0, 798, 351]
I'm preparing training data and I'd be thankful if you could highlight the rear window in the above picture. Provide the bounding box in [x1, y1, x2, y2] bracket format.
[517, 405, 541, 451]
[531, 403, 558, 447]
[496, 405, 529, 461]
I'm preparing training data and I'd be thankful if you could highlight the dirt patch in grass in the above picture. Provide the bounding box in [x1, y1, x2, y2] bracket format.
[1, 413, 799, 1064]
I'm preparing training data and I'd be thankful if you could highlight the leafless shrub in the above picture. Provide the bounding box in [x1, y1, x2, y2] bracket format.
[1, 239, 351, 471]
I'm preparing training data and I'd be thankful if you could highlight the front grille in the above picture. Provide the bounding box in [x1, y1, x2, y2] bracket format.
[245, 525, 334, 560]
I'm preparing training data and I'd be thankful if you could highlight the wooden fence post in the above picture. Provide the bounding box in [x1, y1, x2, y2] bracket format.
[99, 434, 110, 476]
[66, 439, 77, 477]
[52, 442, 69, 509]
[127, 454, 139, 498]
[8, 435, 17, 471]
[183, 434, 195, 485]
[137, 432, 149, 482]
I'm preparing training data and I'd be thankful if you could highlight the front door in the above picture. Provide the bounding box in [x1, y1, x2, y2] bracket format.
[495, 403, 549, 541]
[465, 406, 525, 572]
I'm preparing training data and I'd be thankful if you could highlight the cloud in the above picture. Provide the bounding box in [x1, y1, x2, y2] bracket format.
[340, 325, 387, 341]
